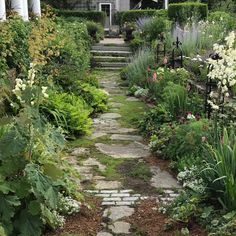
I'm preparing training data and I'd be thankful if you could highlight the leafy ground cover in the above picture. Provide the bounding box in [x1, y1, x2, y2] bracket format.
[120, 5, 236, 235]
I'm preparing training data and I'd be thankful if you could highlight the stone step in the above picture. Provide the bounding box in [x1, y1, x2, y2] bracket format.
[96, 62, 128, 68]
[93, 56, 129, 63]
[91, 50, 132, 57]
[92, 45, 131, 52]
[95, 67, 122, 71]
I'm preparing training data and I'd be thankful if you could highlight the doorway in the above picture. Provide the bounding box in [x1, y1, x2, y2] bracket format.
[99, 3, 112, 30]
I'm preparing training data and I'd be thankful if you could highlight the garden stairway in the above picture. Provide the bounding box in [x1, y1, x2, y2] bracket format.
[91, 38, 132, 71]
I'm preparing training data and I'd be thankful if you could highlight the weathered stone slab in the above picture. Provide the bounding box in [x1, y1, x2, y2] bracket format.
[100, 113, 122, 119]
[95, 142, 150, 159]
[110, 134, 143, 141]
[89, 132, 107, 140]
[150, 166, 181, 189]
[108, 221, 131, 234]
[103, 206, 134, 221]
[95, 180, 122, 190]
[83, 157, 106, 171]
[97, 232, 113, 236]
[71, 147, 89, 156]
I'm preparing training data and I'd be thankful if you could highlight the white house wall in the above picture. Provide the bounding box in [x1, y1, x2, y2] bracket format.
[119, 0, 130, 11]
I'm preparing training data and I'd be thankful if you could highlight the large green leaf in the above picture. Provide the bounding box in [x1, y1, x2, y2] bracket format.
[14, 209, 42, 236]
[25, 164, 59, 209]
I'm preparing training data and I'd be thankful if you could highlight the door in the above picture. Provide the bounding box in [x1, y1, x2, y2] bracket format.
[99, 3, 111, 30]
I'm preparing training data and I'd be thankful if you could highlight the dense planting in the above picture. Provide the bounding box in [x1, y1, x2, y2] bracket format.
[121, 4, 236, 235]
[0, 7, 107, 236]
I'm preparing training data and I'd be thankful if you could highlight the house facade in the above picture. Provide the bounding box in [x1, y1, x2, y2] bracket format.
[69, 0, 130, 29]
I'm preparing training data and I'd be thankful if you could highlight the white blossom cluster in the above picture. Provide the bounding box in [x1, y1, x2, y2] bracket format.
[207, 31, 236, 110]
[12, 63, 49, 106]
[177, 166, 206, 194]
[51, 210, 66, 228]
[58, 195, 81, 215]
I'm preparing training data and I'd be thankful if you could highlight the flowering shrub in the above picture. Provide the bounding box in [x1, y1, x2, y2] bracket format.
[207, 31, 236, 111]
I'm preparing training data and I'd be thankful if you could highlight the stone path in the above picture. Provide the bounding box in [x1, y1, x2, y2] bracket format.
[67, 71, 181, 235]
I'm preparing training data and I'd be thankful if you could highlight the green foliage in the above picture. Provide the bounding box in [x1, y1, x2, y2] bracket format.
[45, 92, 92, 135]
[56, 10, 106, 24]
[76, 82, 108, 114]
[168, 2, 208, 23]
[167, 119, 211, 160]
[142, 16, 171, 43]
[126, 48, 155, 87]
[121, 10, 157, 24]
[86, 21, 104, 42]
[163, 82, 187, 118]
[139, 104, 172, 136]
[208, 11, 235, 31]
[202, 128, 236, 211]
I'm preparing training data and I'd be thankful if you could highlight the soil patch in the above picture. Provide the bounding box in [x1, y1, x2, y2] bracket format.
[127, 199, 207, 236]
[145, 156, 178, 177]
[117, 160, 157, 194]
[45, 196, 102, 236]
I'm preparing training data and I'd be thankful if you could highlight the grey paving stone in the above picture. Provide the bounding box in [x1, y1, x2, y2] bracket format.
[108, 221, 131, 234]
[85, 190, 99, 193]
[103, 206, 135, 221]
[103, 197, 122, 202]
[102, 202, 116, 206]
[101, 190, 118, 194]
[123, 197, 139, 201]
[95, 142, 150, 159]
[110, 134, 143, 141]
[96, 194, 111, 198]
[100, 113, 122, 119]
[150, 166, 182, 189]
[111, 193, 130, 197]
[120, 190, 133, 193]
[71, 147, 89, 156]
[126, 97, 139, 102]
[95, 181, 122, 190]
[97, 232, 113, 236]
[116, 201, 133, 206]
[83, 157, 106, 171]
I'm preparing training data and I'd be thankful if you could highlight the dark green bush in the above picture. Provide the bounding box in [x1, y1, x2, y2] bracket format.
[121, 10, 157, 24]
[168, 2, 208, 23]
[56, 10, 106, 24]
[142, 16, 170, 42]
[86, 21, 104, 42]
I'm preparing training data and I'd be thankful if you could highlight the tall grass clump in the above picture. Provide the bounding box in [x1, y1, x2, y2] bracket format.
[202, 128, 236, 211]
[172, 19, 229, 56]
[126, 48, 155, 87]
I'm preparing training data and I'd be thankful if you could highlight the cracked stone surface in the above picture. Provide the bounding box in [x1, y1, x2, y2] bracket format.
[108, 221, 131, 234]
[103, 206, 134, 221]
[92, 118, 137, 134]
[150, 166, 181, 189]
[110, 134, 143, 142]
[95, 180, 122, 190]
[95, 142, 150, 159]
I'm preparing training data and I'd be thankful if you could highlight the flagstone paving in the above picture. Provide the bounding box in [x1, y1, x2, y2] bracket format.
[67, 71, 181, 235]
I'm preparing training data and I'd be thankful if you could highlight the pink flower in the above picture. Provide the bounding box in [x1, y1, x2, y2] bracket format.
[163, 57, 168, 65]
[201, 136, 207, 142]
[153, 72, 157, 81]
